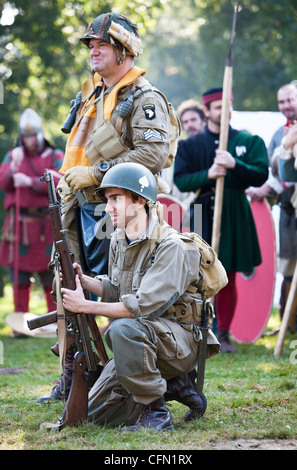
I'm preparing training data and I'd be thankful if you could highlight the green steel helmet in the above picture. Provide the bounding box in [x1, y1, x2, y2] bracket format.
[100, 162, 158, 202]
[80, 12, 142, 57]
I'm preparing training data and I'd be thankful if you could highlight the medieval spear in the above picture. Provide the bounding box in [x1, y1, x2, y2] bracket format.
[211, 3, 239, 254]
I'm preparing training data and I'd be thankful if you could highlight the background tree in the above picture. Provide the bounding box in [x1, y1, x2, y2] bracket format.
[143, 0, 297, 110]
[1, 0, 297, 154]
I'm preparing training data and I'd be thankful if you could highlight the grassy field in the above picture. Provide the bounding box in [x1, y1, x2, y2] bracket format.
[0, 281, 297, 451]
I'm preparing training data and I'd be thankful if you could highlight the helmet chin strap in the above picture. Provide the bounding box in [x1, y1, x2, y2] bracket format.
[110, 40, 127, 65]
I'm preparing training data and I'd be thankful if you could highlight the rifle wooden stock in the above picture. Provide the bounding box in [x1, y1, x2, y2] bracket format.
[60, 352, 89, 428]
[86, 314, 109, 364]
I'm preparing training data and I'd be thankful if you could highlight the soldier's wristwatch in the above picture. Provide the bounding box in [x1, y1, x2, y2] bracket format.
[98, 160, 111, 173]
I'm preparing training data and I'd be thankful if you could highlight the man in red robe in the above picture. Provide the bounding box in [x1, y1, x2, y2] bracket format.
[0, 108, 64, 317]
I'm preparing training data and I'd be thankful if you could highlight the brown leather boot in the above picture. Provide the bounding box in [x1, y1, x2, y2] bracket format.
[37, 346, 74, 403]
[164, 371, 207, 421]
[122, 397, 173, 432]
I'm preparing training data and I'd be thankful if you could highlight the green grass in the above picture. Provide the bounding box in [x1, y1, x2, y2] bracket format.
[0, 282, 297, 450]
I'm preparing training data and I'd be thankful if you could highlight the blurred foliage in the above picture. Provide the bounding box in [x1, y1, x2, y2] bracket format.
[0, 0, 165, 155]
[143, 0, 297, 111]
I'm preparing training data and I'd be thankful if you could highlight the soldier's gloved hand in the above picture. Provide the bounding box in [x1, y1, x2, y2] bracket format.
[64, 165, 98, 193]
[57, 177, 75, 202]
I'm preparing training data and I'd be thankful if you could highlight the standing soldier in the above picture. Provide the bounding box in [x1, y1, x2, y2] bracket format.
[0, 108, 64, 325]
[56, 11, 177, 275]
[38, 11, 178, 402]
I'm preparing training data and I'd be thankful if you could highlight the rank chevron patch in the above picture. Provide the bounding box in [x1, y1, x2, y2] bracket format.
[143, 129, 163, 141]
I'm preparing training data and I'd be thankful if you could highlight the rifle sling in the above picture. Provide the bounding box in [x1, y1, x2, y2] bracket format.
[55, 263, 67, 388]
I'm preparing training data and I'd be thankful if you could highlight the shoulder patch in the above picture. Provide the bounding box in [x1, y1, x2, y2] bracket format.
[143, 104, 156, 120]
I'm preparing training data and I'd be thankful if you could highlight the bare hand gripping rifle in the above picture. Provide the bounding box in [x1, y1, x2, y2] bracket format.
[28, 169, 108, 430]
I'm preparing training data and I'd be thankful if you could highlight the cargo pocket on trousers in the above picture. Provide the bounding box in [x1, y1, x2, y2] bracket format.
[153, 318, 192, 361]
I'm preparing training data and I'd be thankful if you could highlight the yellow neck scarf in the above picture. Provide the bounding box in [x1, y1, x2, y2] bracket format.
[60, 66, 146, 174]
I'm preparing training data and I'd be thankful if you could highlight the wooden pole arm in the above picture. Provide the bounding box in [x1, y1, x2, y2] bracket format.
[274, 261, 297, 357]
[211, 65, 233, 254]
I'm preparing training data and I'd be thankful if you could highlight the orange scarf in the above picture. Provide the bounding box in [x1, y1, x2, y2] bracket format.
[60, 66, 146, 174]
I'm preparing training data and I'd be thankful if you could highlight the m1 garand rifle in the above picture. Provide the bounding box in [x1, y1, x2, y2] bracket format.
[28, 169, 109, 430]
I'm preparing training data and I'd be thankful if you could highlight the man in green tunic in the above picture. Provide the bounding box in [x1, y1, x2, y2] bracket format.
[174, 87, 268, 352]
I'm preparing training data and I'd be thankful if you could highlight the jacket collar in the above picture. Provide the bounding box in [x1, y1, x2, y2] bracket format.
[114, 211, 159, 247]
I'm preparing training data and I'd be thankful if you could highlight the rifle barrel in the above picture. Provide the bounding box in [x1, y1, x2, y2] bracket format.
[27, 311, 57, 330]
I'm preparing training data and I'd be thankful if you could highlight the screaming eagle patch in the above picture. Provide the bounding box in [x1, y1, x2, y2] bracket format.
[143, 104, 156, 120]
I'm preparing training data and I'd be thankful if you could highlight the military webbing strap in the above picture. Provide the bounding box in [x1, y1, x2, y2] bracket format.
[60, 67, 146, 174]
[149, 212, 199, 295]
[55, 260, 66, 391]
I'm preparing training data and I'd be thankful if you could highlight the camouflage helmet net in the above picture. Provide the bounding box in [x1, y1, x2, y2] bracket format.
[80, 12, 142, 57]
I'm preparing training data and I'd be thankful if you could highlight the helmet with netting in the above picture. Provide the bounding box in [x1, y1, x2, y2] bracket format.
[80, 12, 142, 57]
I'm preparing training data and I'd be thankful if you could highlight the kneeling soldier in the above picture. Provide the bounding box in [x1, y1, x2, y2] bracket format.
[61, 163, 220, 430]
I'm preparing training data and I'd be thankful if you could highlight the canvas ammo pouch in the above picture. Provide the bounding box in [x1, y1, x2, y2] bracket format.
[85, 118, 130, 165]
[85, 86, 130, 165]
[168, 297, 214, 331]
